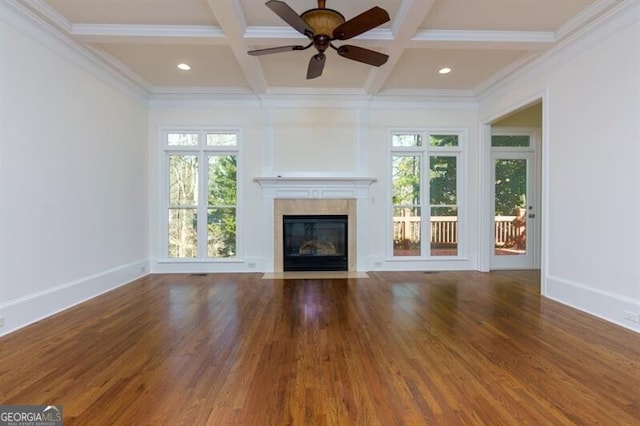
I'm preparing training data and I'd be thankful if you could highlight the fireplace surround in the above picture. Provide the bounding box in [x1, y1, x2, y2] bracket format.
[274, 198, 356, 271]
[254, 176, 376, 272]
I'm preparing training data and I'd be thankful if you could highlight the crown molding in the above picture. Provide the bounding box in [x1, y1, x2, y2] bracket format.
[374, 88, 476, 99]
[258, 90, 372, 108]
[1, 0, 149, 103]
[370, 90, 478, 110]
[85, 44, 152, 92]
[8, 0, 630, 108]
[20, 0, 71, 32]
[265, 87, 367, 97]
[555, 0, 624, 40]
[148, 87, 260, 107]
[476, 0, 639, 100]
[146, 86, 479, 109]
[473, 51, 541, 95]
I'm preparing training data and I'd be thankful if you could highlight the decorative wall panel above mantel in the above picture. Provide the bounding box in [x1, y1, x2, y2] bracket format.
[254, 176, 376, 199]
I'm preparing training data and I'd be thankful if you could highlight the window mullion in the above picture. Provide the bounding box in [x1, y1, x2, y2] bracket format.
[422, 149, 430, 257]
[197, 149, 208, 259]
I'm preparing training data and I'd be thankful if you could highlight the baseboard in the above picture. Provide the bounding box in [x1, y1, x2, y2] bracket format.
[544, 274, 640, 333]
[263, 271, 369, 279]
[369, 258, 475, 272]
[0, 259, 149, 336]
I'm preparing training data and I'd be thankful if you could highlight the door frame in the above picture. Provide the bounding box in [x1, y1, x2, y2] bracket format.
[490, 139, 540, 269]
[478, 89, 549, 282]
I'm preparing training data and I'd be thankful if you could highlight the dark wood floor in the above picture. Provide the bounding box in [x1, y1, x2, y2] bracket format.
[1, 271, 639, 425]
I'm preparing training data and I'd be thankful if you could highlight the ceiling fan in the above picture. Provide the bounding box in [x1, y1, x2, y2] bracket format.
[247, 0, 390, 79]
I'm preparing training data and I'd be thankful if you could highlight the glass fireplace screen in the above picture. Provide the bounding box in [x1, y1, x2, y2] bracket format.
[283, 215, 348, 271]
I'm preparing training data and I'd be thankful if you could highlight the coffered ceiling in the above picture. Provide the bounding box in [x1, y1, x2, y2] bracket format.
[19, 0, 616, 97]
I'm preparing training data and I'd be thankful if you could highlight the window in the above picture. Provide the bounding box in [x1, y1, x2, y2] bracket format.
[491, 135, 530, 148]
[391, 131, 463, 257]
[392, 155, 422, 256]
[163, 130, 239, 259]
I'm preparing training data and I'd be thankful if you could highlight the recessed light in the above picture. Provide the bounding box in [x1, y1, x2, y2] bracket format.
[177, 63, 191, 71]
[438, 67, 452, 74]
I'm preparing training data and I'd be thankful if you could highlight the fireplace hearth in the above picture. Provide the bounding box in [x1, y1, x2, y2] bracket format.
[283, 215, 348, 271]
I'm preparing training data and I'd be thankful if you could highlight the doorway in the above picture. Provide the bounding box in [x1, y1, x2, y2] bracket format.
[489, 103, 542, 270]
[491, 148, 537, 269]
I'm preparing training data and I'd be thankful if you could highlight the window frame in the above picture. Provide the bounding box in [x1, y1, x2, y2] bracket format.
[159, 127, 242, 262]
[389, 128, 466, 259]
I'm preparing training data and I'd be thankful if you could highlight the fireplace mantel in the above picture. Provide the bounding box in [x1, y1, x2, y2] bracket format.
[254, 176, 376, 199]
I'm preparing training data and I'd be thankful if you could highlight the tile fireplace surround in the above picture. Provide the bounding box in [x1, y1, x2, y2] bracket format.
[254, 177, 376, 272]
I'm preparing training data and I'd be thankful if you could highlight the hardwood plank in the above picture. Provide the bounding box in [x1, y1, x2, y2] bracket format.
[1, 271, 638, 424]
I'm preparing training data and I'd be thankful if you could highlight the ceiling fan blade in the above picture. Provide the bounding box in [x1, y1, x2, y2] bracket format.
[332, 6, 390, 40]
[306, 53, 326, 79]
[266, 0, 314, 38]
[337, 45, 388, 67]
[248, 44, 308, 56]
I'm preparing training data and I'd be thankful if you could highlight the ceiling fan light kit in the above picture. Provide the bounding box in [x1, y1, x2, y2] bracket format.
[301, 8, 345, 36]
[248, 0, 390, 79]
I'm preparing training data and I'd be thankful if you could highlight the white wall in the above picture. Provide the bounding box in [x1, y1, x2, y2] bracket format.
[272, 107, 360, 174]
[479, 5, 640, 332]
[0, 16, 149, 335]
[493, 103, 542, 127]
[149, 99, 480, 273]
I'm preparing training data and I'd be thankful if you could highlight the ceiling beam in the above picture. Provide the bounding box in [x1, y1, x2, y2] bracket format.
[71, 24, 227, 44]
[411, 30, 555, 46]
[365, 0, 437, 95]
[70, 24, 554, 50]
[207, 0, 268, 94]
[244, 27, 393, 45]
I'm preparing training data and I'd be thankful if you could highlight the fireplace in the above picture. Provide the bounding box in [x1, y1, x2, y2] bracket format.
[254, 176, 376, 272]
[283, 215, 348, 271]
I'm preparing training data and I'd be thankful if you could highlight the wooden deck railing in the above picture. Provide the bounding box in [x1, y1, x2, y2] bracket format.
[393, 215, 522, 246]
[493, 215, 523, 246]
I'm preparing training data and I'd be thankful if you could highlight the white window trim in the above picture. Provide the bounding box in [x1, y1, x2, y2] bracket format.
[157, 126, 243, 263]
[388, 128, 467, 260]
